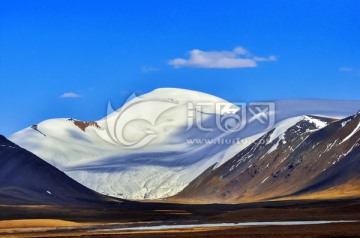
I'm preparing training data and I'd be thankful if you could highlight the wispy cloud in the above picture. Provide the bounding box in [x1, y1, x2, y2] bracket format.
[339, 67, 353, 72]
[60, 92, 81, 98]
[168, 47, 276, 69]
[141, 66, 159, 73]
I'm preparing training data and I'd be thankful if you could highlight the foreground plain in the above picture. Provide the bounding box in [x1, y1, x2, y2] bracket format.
[0, 199, 359, 237]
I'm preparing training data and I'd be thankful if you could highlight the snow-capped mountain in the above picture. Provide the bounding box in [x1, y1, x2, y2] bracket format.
[9, 88, 360, 200]
[10, 88, 243, 199]
[173, 112, 360, 203]
[0, 135, 115, 205]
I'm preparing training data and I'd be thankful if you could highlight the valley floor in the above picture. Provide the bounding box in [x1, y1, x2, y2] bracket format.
[0, 199, 359, 237]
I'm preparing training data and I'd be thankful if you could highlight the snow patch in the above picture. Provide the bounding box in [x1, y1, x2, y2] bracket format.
[261, 176, 269, 183]
[267, 141, 279, 154]
[324, 139, 338, 152]
[341, 122, 360, 144]
[342, 119, 352, 127]
[303, 116, 328, 128]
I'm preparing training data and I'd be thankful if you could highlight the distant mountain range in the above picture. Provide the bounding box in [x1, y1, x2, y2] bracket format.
[6, 88, 360, 203]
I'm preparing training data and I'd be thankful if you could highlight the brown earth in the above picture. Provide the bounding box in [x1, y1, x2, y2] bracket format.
[0, 199, 359, 237]
[14, 222, 360, 238]
[68, 119, 100, 132]
[0, 219, 83, 229]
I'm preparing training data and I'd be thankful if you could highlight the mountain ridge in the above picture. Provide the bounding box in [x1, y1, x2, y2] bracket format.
[171, 113, 360, 203]
[0, 135, 119, 206]
[8, 88, 360, 201]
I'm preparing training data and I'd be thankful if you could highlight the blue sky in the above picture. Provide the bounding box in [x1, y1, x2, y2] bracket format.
[0, 0, 359, 136]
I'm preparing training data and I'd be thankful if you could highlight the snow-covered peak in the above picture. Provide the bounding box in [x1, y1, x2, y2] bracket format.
[141, 88, 230, 105]
[302, 115, 328, 128]
[268, 116, 303, 143]
[268, 115, 330, 144]
[9, 88, 242, 199]
[96, 88, 238, 150]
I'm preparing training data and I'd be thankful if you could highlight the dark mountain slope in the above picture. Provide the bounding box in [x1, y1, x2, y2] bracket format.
[0, 135, 119, 205]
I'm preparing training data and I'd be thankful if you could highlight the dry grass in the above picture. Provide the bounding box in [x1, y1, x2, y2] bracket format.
[277, 180, 360, 201]
[0, 219, 84, 229]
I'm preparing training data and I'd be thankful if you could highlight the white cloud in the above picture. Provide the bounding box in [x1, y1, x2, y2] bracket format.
[339, 67, 353, 72]
[253, 55, 277, 62]
[141, 66, 159, 73]
[60, 92, 81, 98]
[168, 47, 276, 69]
[233, 46, 249, 55]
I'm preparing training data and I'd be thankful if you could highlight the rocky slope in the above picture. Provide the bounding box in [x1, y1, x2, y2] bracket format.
[173, 113, 360, 203]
